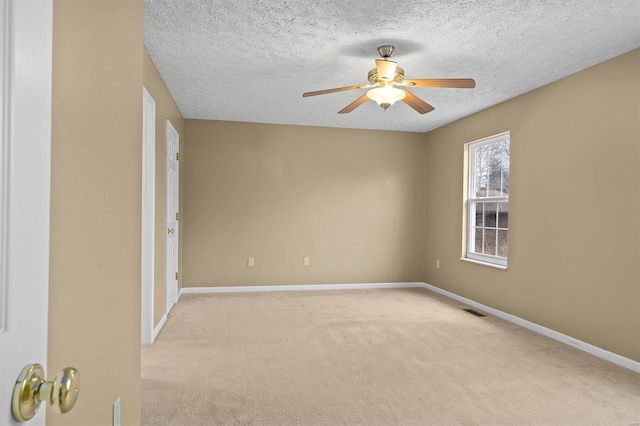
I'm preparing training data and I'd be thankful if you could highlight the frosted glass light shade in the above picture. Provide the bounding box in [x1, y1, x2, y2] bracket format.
[375, 59, 397, 81]
[367, 86, 406, 108]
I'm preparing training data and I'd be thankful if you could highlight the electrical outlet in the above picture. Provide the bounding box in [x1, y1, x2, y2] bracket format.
[113, 396, 121, 426]
[247, 257, 254, 267]
[303, 257, 310, 266]
[436, 259, 440, 269]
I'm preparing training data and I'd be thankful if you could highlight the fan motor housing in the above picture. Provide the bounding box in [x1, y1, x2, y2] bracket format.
[368, 66, 405, 85]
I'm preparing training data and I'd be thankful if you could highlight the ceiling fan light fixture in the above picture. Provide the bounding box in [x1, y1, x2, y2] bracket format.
[366, 86, 405, 109]
[375, 59, 397, 81]
[302, 45, 475, 115]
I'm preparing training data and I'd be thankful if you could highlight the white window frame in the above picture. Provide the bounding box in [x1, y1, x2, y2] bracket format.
[465, 132, 510, 268]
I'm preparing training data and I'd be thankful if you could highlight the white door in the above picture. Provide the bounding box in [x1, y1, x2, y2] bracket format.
[165, 120, 179, 311]
[0, 1, 53, 425]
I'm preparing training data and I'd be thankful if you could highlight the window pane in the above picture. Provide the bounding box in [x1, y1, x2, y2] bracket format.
[475, 145, 491, 197]
[497, 230, 508, 257]
[497, 202, 508, 228]
[501, 168, 509, 195]
[474, 228, 483, 253]
[475, 202, 484, 226]
[488, 166, 501, 194]
[484, 229, 497, 256]
[484, 202, 497, 227]
[474, 147, 484, 196]
[474, 141, 510, 197]
[500, 141, 510, 196]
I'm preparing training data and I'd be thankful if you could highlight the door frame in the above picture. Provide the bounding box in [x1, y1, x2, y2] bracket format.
[141, 87, 156, 344]
[0, 0, 10, 337]
[165, 120, 179, 312]
[0, 0, 52, 424]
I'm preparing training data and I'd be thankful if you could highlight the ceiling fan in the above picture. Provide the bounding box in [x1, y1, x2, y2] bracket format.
[302, 45, 475, 114]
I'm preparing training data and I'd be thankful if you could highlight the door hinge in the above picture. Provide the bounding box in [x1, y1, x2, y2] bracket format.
[176, 152, 179, 161]
[175, 272, 178, 280]
[176, 212, 179, 221]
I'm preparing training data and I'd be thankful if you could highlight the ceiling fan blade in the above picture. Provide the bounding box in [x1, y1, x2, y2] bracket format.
[401, 90, 435, 114]
[302, 84, 369, 98]
[402, 78, 476, 89]
[338, 94, 369, 114]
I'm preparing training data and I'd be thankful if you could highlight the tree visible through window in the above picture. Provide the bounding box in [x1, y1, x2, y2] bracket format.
[467, 133, 510, 267]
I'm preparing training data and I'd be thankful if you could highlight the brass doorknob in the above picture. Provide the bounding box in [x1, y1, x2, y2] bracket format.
[167, 228, 174, 234]
[12, 364, 80, 422]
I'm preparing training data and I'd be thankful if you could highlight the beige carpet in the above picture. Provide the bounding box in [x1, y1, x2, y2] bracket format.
[141, 288, 639, 425]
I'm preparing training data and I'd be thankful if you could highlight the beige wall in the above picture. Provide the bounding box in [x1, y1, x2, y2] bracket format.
[183, 120, 426, 287]
[49, 0, 143, 424]
[423, 49, 640, 361]
[143, 49, 185, 327]
[44, 5, 638, 426]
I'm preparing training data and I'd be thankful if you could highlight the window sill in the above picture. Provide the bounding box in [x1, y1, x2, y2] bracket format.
[459, 257, 508, 271]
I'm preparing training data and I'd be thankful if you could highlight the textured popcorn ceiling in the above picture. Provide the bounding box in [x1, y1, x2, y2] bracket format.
[144, 0, 639, 133]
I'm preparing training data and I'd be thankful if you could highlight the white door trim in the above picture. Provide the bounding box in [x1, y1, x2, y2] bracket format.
[0, 0, 11, 335]
[165, 120, 179, 312]
[141, 87, 156, 344]
[0, 0, 52, 424]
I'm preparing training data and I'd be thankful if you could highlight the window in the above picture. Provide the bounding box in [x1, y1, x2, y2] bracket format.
[466, 133, 510, 267]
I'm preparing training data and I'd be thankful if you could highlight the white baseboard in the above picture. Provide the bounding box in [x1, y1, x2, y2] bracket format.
[180, 282, 425, 294]
[422, 283, 640, 374]
[176, 281, 638, 373]
[152, 312, 167, 342]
